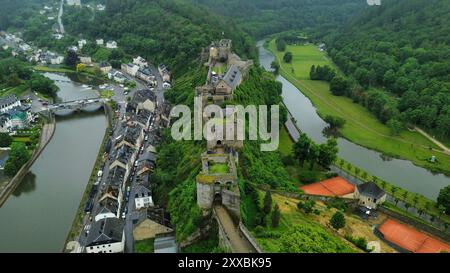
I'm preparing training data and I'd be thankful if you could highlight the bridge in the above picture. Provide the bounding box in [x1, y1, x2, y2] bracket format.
[35, 98, 108, 116]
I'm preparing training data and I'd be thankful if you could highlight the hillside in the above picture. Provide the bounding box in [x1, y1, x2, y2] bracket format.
[62, 0, 255, 74]
[189, 0, 365, 38]
[325, 0, 450, 140]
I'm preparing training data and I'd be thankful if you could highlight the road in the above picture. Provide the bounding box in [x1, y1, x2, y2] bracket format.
[213, 205, 255, 253]
[58, 0, 65, 34]
[414, 127, 450, 155]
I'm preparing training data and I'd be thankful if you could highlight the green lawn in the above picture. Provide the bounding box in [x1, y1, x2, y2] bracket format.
[279, 126, 294, 156]
[209, 162, 229, 174]
[268, 40, 450, 175]
[33, 66, 76, 73]
[99, 90, 114, 99]
[135, 239, 155, 253]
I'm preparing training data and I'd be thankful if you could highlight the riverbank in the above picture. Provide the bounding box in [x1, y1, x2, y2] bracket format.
[0, 116, 56, 207]
[266, 39, 450, 176]
[63, 103, 113, 251]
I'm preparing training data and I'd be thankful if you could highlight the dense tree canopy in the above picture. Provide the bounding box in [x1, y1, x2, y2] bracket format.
[325, 0, 450, 138]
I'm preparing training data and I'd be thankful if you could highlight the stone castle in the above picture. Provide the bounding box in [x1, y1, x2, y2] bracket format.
[195, 39, 252, 218]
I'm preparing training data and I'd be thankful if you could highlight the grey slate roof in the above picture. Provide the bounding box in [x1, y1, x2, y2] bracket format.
[222, 64, 241, 90]
[0, 95, 19, 108]
[357, 182, 385, 199]
[154, 236, 178, 253]
[86, 218, 124, 247]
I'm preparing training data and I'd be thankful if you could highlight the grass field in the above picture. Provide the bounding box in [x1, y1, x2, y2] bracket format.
[254, 192, 396, 253]
[33, 66, 76, 73]
[278, 126, 293, 156]
[268, 40, 450, 175]
[135, 239, 155, 253]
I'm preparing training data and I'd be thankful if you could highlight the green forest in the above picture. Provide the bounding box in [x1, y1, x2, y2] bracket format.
[323, 0, 450, 139]
[189, 0, 365, 38]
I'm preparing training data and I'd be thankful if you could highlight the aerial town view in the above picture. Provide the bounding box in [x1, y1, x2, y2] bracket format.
[0, 0, 449, 262]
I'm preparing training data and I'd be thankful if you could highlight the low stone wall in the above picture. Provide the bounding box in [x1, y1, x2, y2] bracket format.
[238, 222, 263, 253]
[0, 117, 56, 207]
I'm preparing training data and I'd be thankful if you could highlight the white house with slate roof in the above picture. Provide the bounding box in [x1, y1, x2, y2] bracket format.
[354, 182, 386, 209]
[0, 95, 21, 113]
[85, 218, 125, 253]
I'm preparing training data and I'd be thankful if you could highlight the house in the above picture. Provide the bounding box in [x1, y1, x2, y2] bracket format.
[96, 4, 106, 11]
[154, 235, 178, 253]
[215, 64, 242, 96]
[354, 182, 386, 209]
[53, 33, 64, 40]
[133, 208, 173, 241]
[85, 218, 125, 253]
[128, 89, 156, 113]
[99, 62, 112, 74]
[319, 43, 326, 51]
[94, 194, 119, 222]
[121, 63, 139, 77]
[106, 41, 118, 49]
[133, 56, 148, 68]
[134, 184, 153, 210]
[136, 152, 157, 176]
[78, 39, 87, 50]
[162, 82, 171, 89]
[67, 0, 81, 6]
[96, 39, 104, 46]
[109, 70, 126, 84]
[136, 68, 155, 84]
[47, 16, 55, 21]
[158, 64, 171, 82]
[50, 55, 64, 65]
[0, 95, 21, 114]
[79, 56, 92, 64]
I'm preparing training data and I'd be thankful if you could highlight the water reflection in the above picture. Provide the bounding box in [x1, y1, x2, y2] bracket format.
[12, 172, 37, 197]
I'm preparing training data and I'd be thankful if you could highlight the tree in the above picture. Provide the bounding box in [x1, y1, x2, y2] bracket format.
[263, 191, 272, 215]
[330, 76, 349, 96]
[30, 74, 58, 96]
[271, 204, 281, 228]
[387, 119, 403, 136]
[76, 63, 86, 72]
[276, 38, 286, 52]
[270, 61, 279, 74]
[293, 133, 311, 167]
[4, 142, 30, 177]
[437, 185, 450, 215]
[0, 133, 12, 147]
[324, 115, 346, 130]
[317, 138, 339, 168]
[309, 143, 320, 170]
[330, 211, 346, 230]
[65, 49, 79, 67]
[283, 52, 293, 63]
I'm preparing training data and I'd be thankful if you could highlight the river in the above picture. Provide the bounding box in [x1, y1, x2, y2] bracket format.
[0, 73, 107, 252]
[257, 40, 450, 200]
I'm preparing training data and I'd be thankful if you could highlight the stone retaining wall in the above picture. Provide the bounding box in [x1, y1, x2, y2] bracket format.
[0, 117, 56, 207]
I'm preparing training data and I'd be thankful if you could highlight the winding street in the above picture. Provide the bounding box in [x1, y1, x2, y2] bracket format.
[58, 0, 65, 34]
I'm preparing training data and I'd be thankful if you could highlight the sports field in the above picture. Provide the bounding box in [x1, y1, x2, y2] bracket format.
[378, 219, 450, 253]
[267, 39, 450, 175]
